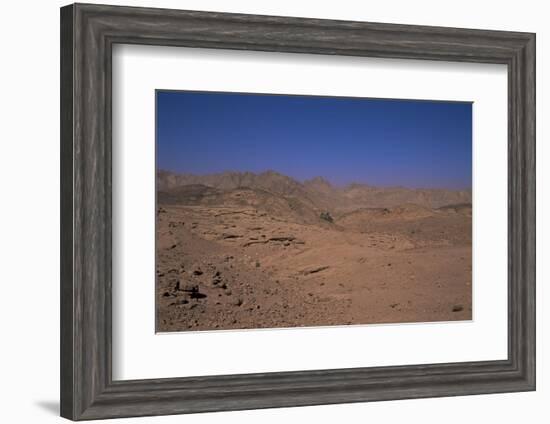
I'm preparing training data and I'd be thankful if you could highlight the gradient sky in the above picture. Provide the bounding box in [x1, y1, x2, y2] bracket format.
[157, 90, 472, 190]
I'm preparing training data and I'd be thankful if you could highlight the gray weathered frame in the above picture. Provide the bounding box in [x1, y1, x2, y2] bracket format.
[60, 3, 536, 421]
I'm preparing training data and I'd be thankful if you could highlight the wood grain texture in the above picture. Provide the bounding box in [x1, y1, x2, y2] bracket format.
[60, 3, 536, 420]
[60, 4, 75, 419]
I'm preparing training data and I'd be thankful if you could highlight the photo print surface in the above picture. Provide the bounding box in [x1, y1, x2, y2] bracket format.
[156, 90, 472, 332]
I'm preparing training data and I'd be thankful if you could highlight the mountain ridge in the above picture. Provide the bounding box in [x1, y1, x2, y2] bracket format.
[157, 169, 471, 212]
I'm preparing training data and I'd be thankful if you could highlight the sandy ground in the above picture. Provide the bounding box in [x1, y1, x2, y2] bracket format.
[156, 203, 471, 332]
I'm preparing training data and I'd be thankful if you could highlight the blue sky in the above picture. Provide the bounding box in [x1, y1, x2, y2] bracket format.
[157, 90, 472, 190]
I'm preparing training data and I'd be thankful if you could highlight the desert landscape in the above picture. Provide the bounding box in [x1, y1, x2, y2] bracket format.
[156, 170, 472, 332]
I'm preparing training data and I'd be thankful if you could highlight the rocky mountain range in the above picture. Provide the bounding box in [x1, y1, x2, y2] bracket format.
[157, 169, 471, 216]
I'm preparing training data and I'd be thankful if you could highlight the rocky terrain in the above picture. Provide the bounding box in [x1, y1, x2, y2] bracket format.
[156, 170, 472, 332]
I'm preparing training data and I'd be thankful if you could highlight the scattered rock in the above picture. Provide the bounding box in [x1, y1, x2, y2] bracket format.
[242, 240, 269, 247]
[269, 236, 295, 242]
[169, 299, 189, 306]
[452, 305, 464, 312]
[320, 211, 334, 223]
[222, 233, 242, 239]
[302, 266, 330, 275]
[212, 271, 222, 286]
[193, 269, 203, 276]
[178, 282, 199, 293]
[190, 291, 207, 300]
[168, 221, 185, 228]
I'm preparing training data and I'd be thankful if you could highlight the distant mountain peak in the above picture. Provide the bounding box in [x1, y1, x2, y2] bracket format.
[157, 169, 471, 210]
[260, 169, 282, 177]
[304, 176, 335, 192]
[306, 176, 332, 185]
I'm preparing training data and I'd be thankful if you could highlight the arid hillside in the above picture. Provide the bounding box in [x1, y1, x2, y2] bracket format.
[156, 170, 472, 332]
[158, 170, 471, 212]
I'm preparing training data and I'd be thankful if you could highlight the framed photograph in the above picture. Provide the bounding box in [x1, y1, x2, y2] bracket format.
[60, 3, 535, 420]
[155, 91, 474, 332]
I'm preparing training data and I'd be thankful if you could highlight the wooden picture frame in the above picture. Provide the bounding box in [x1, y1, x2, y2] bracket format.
[60, 3, 535, 420]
